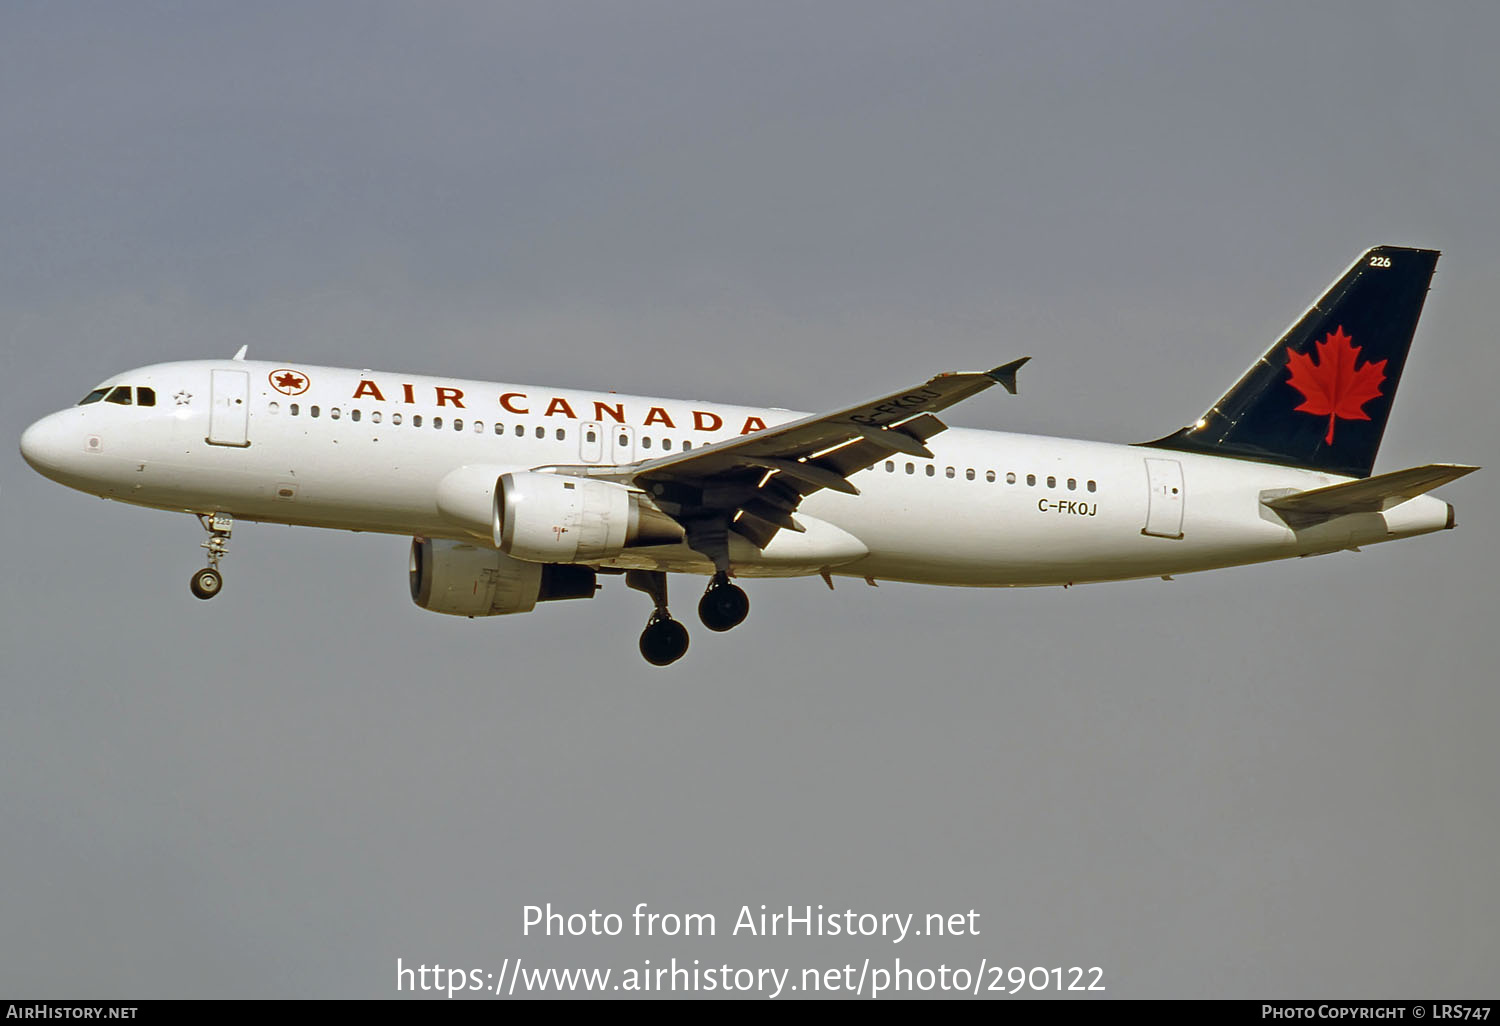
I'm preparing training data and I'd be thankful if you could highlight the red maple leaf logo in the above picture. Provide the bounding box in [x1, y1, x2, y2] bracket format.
[269, 369, 310, 394]
[1285, 326, 1386, 445]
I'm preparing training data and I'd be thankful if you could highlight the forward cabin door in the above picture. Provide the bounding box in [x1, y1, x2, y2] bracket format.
[1142, 457, 1184, 538]
[207, 369, 251, 447]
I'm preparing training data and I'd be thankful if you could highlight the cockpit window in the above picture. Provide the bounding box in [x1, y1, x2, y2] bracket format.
[78, 388, 109, 405]
[105, 386, 133, 405]
[137, 387, 156, 407]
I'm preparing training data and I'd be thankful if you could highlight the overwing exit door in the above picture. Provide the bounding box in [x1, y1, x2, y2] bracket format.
[611, 424, 636, 464]
[579, 422, 604, 463]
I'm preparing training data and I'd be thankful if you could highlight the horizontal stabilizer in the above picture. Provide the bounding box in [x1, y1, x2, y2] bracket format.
[1264, 463, 1477, 520]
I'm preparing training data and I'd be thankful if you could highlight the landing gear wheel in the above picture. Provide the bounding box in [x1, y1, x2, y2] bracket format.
[190, 567, 223, 600]
[639, 616, 690, 666]
[698, 579, 749, 632]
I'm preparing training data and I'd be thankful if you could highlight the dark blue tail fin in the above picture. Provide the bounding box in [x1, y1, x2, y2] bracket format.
[1144, 246, 1439, 479]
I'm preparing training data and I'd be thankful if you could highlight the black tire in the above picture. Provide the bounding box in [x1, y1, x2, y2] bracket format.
[190, 567, 223, 600]
[639, 617, 689, 666]
[698, 582, 749, 632]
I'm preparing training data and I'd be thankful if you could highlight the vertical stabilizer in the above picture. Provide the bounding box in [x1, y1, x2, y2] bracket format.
[1144, 246, 1439, 478]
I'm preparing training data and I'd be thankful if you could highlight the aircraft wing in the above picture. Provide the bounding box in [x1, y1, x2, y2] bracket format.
[620, 359, 1029, 555]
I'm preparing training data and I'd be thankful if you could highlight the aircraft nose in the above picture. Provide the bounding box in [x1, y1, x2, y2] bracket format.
[19, 411, 74, 478]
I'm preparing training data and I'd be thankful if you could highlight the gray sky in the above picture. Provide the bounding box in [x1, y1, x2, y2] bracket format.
[2, 1, 1495, 999]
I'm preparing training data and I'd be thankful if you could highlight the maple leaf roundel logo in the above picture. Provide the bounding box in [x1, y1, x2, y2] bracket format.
[269, 368, 311, 395]
[1285, 326, 1386, 445]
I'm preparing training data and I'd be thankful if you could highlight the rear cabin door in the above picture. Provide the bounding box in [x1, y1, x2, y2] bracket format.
[207, 369, 251, 447]
[1142, 457, 1184, 538]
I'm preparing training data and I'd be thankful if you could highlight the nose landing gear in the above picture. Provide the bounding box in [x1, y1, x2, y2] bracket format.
[626, 569, 689, 666]
[190, 512, 233, 600]
[698, 572, 749, 632]
[189, 566, 223, 599]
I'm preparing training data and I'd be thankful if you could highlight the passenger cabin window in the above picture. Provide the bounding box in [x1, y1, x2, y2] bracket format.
[966, 468, 975, 480]
[516, 425, 525, 437]
[642, 437, 652, 449]
[945, 467, 955, 478]
[433, 417, 442, 429]
[1047, 476, 1056, 488]
[1006, 472, 1016, 484]
[290, 403, 300, 416]
[268, 401, 280, 414]
[535, 426, 545, 439]
[351, 409, 361, 422]
[1087, 480, 1097, 492]
[371, 411, 380, 423]
[925, 465, 935, 477]
[682, 441, 692, 451]
[555, 428, 565, 441]
[78, 388, 109, 405]
[495, 423, 504, 435]
[136, 387, 156, 407]
[330, 408, 341, 420]
[105, 386, 132, 405]
[453, 419, 463, 431]
[392, 413, 402, 425]
[987, 471, 997, 483]
[1027, 474, 1036, 486]
[310, 405, 320, 418]
[1067, 478, 1076, 490]
[885, 461, 895, 472]
[411, 414, 421, 427]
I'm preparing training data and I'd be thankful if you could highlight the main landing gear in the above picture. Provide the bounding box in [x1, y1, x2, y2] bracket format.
[626, 569, 752, 666]
[627, 570, 689, 666]
[190, 512, 233, 600]
[698, 571, 749, 632]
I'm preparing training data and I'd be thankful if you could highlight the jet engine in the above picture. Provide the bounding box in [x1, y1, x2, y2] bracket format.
[433, 467, 683, 563]
[409, 537, 596, 616]
[496, 471, 683, 563]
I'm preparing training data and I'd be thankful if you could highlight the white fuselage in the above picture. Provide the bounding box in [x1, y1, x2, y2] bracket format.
[19, 359, 1453, 586]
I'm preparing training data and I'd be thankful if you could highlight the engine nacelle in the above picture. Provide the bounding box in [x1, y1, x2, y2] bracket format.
[409, 537, 596, 616]
[497, 471, 682, 563]
[434, 464, 518, 545]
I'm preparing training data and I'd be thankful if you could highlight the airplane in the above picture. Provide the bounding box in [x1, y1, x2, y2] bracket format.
[19, 246, 1477, 666]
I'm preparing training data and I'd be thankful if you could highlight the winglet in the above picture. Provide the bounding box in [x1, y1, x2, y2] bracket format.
[231, 345, 248, 361]
[987, 357, 1031, 395]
